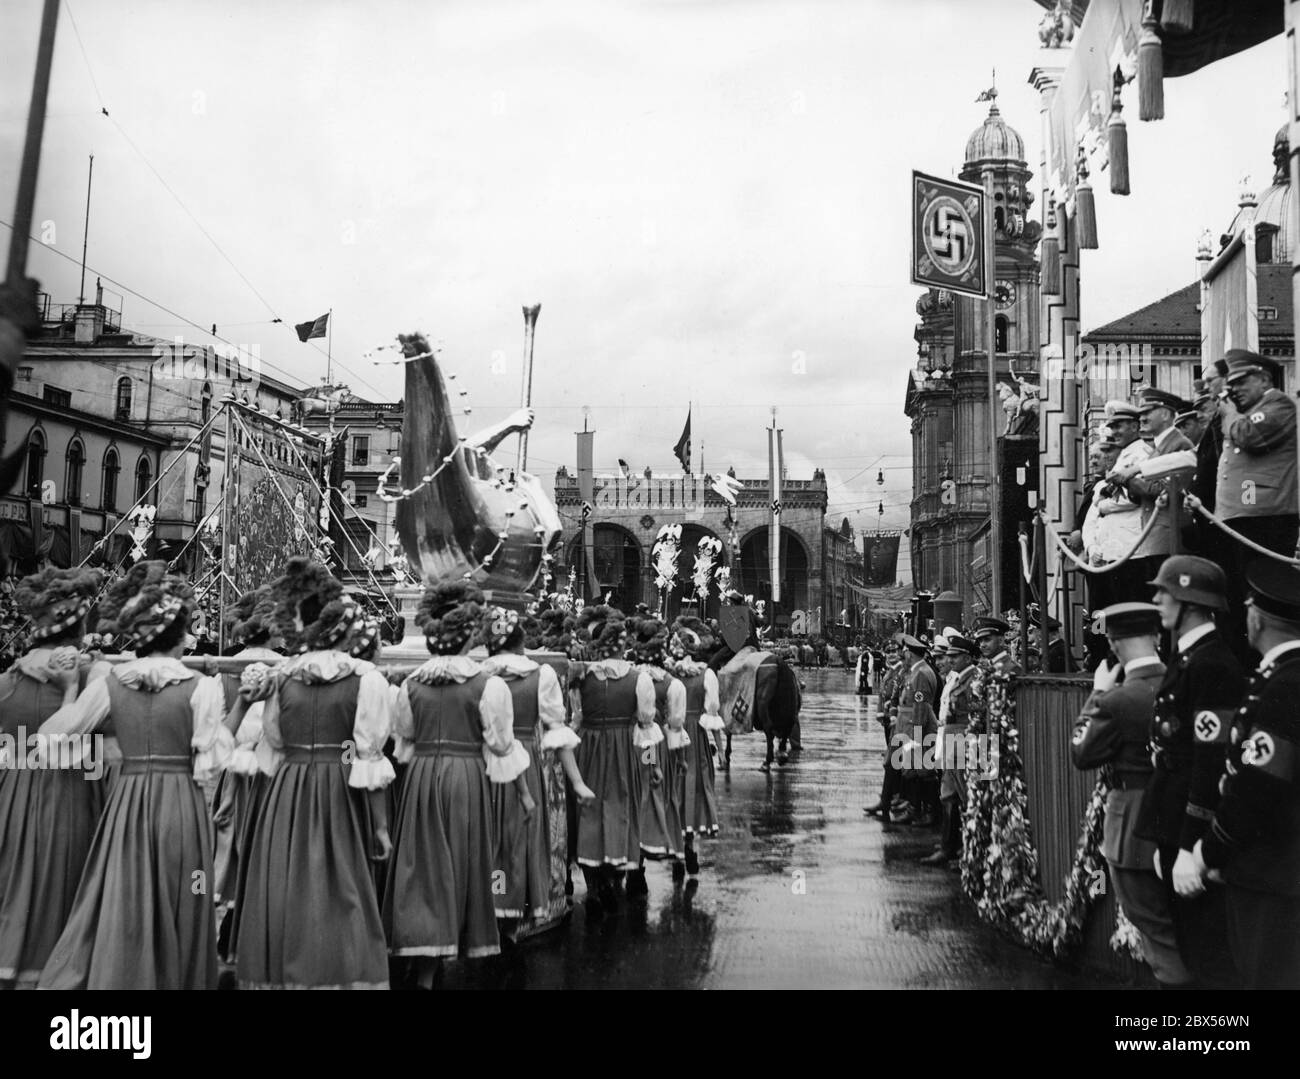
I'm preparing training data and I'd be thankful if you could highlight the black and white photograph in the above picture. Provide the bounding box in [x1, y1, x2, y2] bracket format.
[0, 0, 1295, 1036]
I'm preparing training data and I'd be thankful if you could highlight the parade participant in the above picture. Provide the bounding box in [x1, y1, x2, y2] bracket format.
[1195, 560, 1300, 988]
[233, 558, 395, 990]
[1178, 391, 1220, 558]
[666, 616, 726, 875]
[1215, 350, 1300, 656]
[38, 562, 232, 989]
[1079, 439, 1123, 608]
[1135, 555, 1242, 988]
[0, 567, 106, 988]
[891, 634, 939, 827]
[1121, 388, 1195, 585]
[708, 589, 761, 671]
[921, 635, 980, 868]
[211, 585, 281, 958]
[481, 603, 594, 935]
[972, 616, 1022, 676]
[380, 583, 529, 982]
[1070, 603, 1192, 988]
[570, 605, 662, 914]
[627, 615, 688, 883]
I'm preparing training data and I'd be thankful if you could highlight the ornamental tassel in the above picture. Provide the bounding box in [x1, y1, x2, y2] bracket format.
[1138, 5, 1164, 121]
[1107, 68, 1130, 196]
[1075, 147, 1098, 250]
[1041, 198, 1061, 294]
[1160, 0, 1194, 34]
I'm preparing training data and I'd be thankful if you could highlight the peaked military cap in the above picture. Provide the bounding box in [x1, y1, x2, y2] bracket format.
[1138, 388, 1192, 415]
[1245, 559, 1300, 622]
[1091, 602, 1161, 639]
[1224, 349, 1282, 384]
[972, 616, 1011, 639]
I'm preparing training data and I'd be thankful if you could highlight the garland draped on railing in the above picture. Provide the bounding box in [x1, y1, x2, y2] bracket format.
[960, 672, 1139, 961]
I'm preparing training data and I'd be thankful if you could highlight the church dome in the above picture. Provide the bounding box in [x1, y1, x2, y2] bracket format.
[1222, 123, 1293, 263]
[965, 100, 1025, 166]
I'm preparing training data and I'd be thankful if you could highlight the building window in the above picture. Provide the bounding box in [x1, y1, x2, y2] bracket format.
[194, 482, 206, 524]
[201, 383, 212, 425]
[351, 435, 369, 467]
[344, 520, 370, 570]
[102, 448, 119, 512]
[65, 439, 86, 507]
[135, 456, 153, 504]
[25, 430, 46, 499]
[43, 385, 71, 408]
[116, 377, 132, 422]
[354, 493, 368, 508]
[994, 316, 1008, 355]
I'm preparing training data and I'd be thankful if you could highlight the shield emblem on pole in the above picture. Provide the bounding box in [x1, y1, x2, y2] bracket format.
[720, 603, 751, 653]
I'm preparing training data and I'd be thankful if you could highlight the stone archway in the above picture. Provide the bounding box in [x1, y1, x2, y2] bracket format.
[566, 523, 644, 612]
[736, 526, 810, 629]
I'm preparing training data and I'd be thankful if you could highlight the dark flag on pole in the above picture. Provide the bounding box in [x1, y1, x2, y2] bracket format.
[673, 409, 691, 473]
[295, 312, 329, 342]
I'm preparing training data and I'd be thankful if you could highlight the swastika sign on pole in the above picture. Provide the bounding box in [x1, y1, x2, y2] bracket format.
[911, 170, 988, 299]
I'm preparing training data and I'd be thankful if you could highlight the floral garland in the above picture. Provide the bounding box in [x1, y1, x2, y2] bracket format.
[960, 671, 1125, 960]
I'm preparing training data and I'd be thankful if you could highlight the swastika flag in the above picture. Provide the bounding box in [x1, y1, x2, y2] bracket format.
[911, 171, 988, 299]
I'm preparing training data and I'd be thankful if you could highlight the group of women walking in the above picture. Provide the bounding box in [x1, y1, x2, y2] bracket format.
[0, 556, 727, 990]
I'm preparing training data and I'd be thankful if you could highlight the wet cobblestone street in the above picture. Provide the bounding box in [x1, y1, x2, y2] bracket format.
[448, 669, 1116, 989]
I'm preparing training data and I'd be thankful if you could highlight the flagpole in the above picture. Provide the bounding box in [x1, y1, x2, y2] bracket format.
[326, 308, 333, 384]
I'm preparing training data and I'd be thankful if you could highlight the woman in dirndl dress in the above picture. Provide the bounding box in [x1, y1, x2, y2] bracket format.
[37, 562, 232, 990]
[232, 558, 395, 990]
[480, 605, 593, 938]
[627, 616, 689, 883]
[211, 586, 281, 957]
[383, 583, 530, 986]
[0, 568, 108, 988]
[666, 616, 726, 876]
[570, 606, 662, 913]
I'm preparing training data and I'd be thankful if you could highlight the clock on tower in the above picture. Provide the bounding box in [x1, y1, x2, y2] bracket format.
[993, 280, 1017, 309]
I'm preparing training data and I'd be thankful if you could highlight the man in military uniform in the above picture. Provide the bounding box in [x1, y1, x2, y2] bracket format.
[1098, 399, 1153, 601]
[1135, 555, 1243, 987]
[972, 616, 1022, 677]
[708, 589, 762, 671]
[1071, 602, 1192, 987]
[1121, 388, 1196, 584]
[864, 642, 906, 818]
[921, 635, 981, 867]
[1194, 560, 1300, 988]
[1029, 608, 1075, 673]
[1216, 349, 1300, 656]
[889, 634, 940, 826]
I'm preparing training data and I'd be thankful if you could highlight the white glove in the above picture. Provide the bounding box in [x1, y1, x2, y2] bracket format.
[1092, 660, 1120, 694]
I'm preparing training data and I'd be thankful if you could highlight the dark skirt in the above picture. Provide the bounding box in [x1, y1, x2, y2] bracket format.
[683, 713, 719, 836]
[235, 758, 388, 989]
[0, 768, 106, 985]
[491, 734, 550, 919]
[38, 769, 217, 990]
[383, 753, 499, 958]
[575, 723, 642, 867]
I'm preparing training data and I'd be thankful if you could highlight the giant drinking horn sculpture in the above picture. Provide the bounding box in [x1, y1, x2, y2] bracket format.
[393, 332, 561, 601]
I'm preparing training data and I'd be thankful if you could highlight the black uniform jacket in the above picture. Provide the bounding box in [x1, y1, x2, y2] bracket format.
[1202, 644, 1300, 897]
[1135, 627, 1245, 852]
[1071, 659, 1164, 869]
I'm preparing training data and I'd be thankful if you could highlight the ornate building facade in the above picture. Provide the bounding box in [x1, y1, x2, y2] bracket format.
[906, 96, 1042, 617]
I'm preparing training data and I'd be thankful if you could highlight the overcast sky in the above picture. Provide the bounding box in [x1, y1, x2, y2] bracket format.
[0, 0, 1287, 582]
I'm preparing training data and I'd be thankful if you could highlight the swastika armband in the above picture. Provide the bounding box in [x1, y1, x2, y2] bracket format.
[1193, 709, 1232, 745]
[1250, 411, 1266, 423]
[914, 690, 925, 702]
[1238, 729, 1298, 781]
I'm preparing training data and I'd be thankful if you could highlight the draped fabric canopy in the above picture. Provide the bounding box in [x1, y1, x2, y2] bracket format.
[1045, 0, 1283, 208]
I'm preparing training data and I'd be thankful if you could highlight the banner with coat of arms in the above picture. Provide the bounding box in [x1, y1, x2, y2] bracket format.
[911, 171, 988, 299]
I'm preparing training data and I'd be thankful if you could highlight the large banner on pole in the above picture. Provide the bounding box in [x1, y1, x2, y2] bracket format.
[1201, 225, 1259, 364]
[861, 534, 901, 586]
[911, 171, 988, 299]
